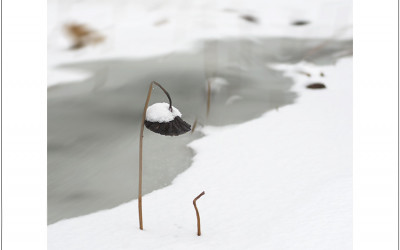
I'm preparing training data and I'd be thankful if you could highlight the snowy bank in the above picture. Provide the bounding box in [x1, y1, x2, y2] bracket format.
[48, 57, 352, 250]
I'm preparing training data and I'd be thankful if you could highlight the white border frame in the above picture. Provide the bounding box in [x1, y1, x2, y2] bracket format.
[1, 0, 47, 249]
[1, 0, 398, 249]
[353, 0, 399, 249]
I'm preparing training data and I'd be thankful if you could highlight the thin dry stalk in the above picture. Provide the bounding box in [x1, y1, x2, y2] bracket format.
[191, 118, 198, 134]
[206, 80, 211, 117]
[297, 71, 311, 77]
[139, 81, 172, 230]
[193, 191, 205, 236]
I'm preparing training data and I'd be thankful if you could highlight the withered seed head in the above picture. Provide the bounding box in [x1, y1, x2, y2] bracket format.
[145, 116, 191, 136]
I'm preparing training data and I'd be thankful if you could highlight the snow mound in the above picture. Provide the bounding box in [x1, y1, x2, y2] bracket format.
[146, 102, 182, 123]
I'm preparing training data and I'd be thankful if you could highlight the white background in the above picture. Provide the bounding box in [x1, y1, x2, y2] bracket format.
[1, 0, 398, 249]
[353, 0, 398, 249]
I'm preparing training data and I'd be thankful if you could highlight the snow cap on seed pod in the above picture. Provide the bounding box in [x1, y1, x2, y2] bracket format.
[145, 102, 191, 136]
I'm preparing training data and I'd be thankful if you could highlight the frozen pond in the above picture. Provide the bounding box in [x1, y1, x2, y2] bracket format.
[48, 37, 352, 224]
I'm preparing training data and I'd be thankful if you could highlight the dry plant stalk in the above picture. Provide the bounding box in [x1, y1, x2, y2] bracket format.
[191, 118, 198, 133]
[138, 83, 154, 230]
[193, 191, 205, 236]
[206, 80, 211, 117]
[138, 82, 190, 230]
[138, 81, 173, 230]
[297, 71, 311, 77]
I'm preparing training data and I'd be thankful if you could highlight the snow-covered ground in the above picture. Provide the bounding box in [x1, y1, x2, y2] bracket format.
[47, 0, 352, 86]
[48, 57, 352, 249]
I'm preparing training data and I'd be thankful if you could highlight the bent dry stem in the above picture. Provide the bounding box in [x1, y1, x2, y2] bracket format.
[138, 81, 173, 230]
[193, 191, 205, 236]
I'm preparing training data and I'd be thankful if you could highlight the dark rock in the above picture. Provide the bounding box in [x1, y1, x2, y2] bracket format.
[292, 20, 310, 26]
[240, 15, 259, 24]
[306, 83, 326, 89]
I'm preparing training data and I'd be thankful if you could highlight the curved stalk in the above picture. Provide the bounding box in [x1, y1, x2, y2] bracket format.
[152, 81, 172, 111]
[138, 81, 172, 230]
[193, 191, 205, 236]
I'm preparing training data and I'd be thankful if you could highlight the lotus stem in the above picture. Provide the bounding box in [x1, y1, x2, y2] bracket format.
[193, 191, 205, 236]
[138, 81, 171, 230]
[206, 80, 211, 117]
[152, 81, 173, 111]
[191, 118, 198, 134]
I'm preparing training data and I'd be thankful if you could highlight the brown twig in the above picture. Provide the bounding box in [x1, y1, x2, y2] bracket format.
[193, 191, 205, 236]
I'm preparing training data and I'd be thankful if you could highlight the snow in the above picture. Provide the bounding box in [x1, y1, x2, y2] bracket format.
[146, 102, 182, 123]
[47, 0, 352, 87]
[206, 77, 229, 93]
[48, 68, 92, 87]
[48, 57, 352, 250]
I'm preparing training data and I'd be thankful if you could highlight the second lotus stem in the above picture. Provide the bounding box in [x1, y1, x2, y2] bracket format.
[193, 191, 205, 236]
